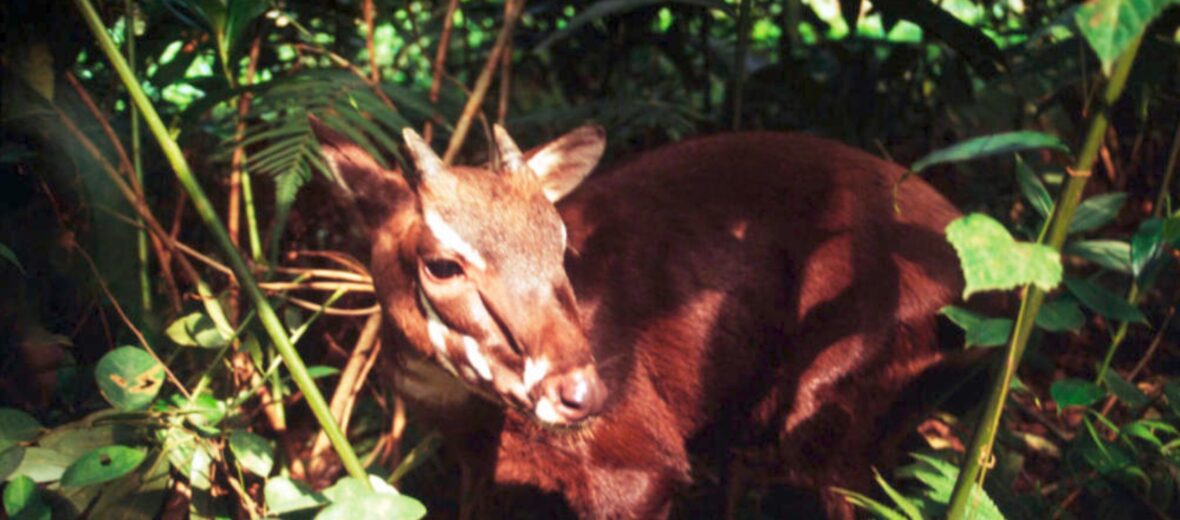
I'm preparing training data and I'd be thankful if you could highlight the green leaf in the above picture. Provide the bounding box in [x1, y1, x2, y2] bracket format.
[871, 468, 923, 520]
[966, 318, 1014, 348]
[0, 447, 22, 480]
[229, 430, 274, 477]
[0, 242, 25, 275]
[1015, 156, 1054, 220]
[224, 0, 267, 60]
[0, 409, 42, 452]
[1130, 218, 1164, 278]
[1051, 378, 1106, 408]
[95, 347, 165, 411]
[1163, 215, 1180, 246]
[3, 475, 49, 520]
[1064, 240, 1132, 273]
[60, 445, 147, 488]
[166, 312, 229, 348]
[945, 213, 1063, 298]
[1063, 276, 1146, 324]
[1068, 192, 1127, 234]
[1074, 0, 1179, 75]
[6, 447, 74, 483]
[88, 449, 172, 520]
[939, 305, 986, 331]
[317, 476, 426, 520]
[1035, 298, 1085, 333]
[1102, 370, 1149, 410]
[911, 131, 1070, 172]
[835, 487, 910, 520]
[264, 476, 327, 515]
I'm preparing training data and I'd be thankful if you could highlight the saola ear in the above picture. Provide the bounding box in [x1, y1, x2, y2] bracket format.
[522, 125, 606, 202]
[309, 115, 413, 229]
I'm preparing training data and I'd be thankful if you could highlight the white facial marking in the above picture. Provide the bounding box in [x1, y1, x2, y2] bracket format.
[560, 222, 568, 249]
[463, 335, 493, 381]
[571, 375, 588, 403]
[418, 289, 458, 376]
[535, 397, 562, 424]
[522, 357, 550, 392]
[423, 211, 487, 270]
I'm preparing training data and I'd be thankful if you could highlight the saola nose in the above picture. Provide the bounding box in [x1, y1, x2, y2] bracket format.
[537, 366, 607, 424]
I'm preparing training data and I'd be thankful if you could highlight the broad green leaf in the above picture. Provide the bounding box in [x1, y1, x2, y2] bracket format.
[1051, 378, 1106, 408]
[1102, 370, 1149, 410]
[0, 409, 42, 452]
[1035, 298, 1085, 333]
[939, 305, 986, 331]
[945, 214, 1063, 298]
[6, 447, 74, 483]
[229, 430, 274, 477]
[224, 0, 267, 60]
[88, 449, 172, 520]
[96, 347, 165, 411]
[3, 475, 49, 520]
[1015, 156, 1054, 219]
[1063, 277, 1146, 324]
[190, 442, 213, 491]
[60, 445, 147, 488]
[1074, 0, 1179, 75]
[1068, 192, 1127, 234]
[0, 242, 25, 275]
[317, 477, 426, 520]
[173, 393, 226, 435]
[943, 308, 1017, 354]
[1130, 218, 1163, 278]
[37, 411, 143, 460]
[911, 131, 1070, 172]
[0, 447, 22, 480]
[1064, 240, 1132, 272]
[966, 318, 1014, 348]
[166, 312, 229, 348]
[264, 476, 327, 515]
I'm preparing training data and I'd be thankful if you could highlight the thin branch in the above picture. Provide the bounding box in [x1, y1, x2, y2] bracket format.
[424, 0, 461, 143]
[442, 0, 525, 164]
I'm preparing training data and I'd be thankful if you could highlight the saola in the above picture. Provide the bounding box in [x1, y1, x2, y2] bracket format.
[312, 119, 964, 518]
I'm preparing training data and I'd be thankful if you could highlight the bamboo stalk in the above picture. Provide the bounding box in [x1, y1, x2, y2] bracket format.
[945, 35, 1143, 519]
[73, 0, 371, 488]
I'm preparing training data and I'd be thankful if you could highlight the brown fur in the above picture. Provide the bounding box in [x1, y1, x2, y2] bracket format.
[322, 124, 963, 518]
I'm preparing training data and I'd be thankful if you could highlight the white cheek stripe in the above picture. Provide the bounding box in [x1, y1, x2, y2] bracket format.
[463, 336, 493, 381]
[522, 357, 550, 392]
[535, 397, 562, 424]
[423, 211, 487, 270]
[418, 289, 458, 377]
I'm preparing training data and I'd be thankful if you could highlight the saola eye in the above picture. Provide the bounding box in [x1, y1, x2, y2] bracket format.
[423, 258, 465, 280]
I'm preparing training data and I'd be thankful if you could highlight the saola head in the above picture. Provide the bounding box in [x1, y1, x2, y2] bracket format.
[311, 116, 608, 426]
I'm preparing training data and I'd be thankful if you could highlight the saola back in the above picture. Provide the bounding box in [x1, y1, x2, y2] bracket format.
[312, 121, 963, 519]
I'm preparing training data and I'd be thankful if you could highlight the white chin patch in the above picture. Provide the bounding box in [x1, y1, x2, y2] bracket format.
[535, 397, 563, 424]
[522, 357, 550, 392]
[463, 336, 493, 381]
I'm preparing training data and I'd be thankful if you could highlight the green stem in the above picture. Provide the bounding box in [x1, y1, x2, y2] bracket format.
[240, 162, 264, 262]
[945, 35, 1142, 519]
[74, 0, 371, 488]
[1094, 113, 1180, 385]
[125, 0, 150, 315]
